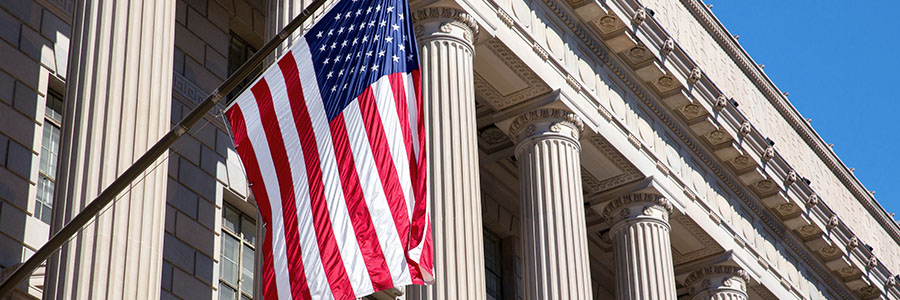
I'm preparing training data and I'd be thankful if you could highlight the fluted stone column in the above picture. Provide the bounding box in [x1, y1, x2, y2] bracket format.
[510, 109, 593, 300]
[603, 194, 678, 300]
[684, 266, 750, 300]
[267, 0, 308, 57]
[407, 7, 486, 300]
[44, 0, 175, 299]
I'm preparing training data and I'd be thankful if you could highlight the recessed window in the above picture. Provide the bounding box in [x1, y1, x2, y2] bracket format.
[227, 33, 262, 100]
[484, 229, 503, 300]
[219, 203, 256, 300]
[36, 91, 64, 225]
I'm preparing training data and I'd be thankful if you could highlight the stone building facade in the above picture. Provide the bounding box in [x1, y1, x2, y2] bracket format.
[0, 0, 898, 299]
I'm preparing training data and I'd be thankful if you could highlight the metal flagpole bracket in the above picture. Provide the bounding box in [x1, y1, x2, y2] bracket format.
[0, 0, 329, 297]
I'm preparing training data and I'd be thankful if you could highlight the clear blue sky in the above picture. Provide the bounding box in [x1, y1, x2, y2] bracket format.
[706, 1, 900, 220]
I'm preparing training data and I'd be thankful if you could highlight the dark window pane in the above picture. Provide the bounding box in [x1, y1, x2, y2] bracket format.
[241, 245, 254, 295]
[242, 216, 256, 245]
[219, 282, 237, 300]
[484, 229, 502, 300]
[223, 205, 240, 234]
[221, 234, 240, 285]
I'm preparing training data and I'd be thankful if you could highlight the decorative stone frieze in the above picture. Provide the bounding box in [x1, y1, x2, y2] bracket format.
[684, 265, 750, 300]
[603, 194, 677, 300]
[677, 104, 706, 121]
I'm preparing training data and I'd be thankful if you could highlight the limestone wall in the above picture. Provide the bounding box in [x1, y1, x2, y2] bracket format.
[0, 0, 71, 298]
[161, 0, 266, 299]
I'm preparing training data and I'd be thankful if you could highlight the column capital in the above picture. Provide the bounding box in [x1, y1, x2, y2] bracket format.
[412, 7, 479, 44]
[684, 265, 750, 299]
[509, 108, 584, 145]
[602, 193, 673, 229]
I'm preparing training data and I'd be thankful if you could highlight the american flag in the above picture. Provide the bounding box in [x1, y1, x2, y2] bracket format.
[224, 0, 432, 299]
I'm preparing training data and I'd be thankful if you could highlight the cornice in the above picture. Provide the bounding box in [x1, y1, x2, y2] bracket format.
[678, 0, 900, 248]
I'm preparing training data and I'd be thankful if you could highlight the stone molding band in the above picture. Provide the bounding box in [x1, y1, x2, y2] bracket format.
[508, 108, 584, 142]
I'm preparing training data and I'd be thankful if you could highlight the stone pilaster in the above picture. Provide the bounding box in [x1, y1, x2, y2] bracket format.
[684, 266, 750, 300]
[603, 194, 678, 300]
[407, 7, 486, 300]
[44, 0, 175, 299]
[510, 108, 593, 300]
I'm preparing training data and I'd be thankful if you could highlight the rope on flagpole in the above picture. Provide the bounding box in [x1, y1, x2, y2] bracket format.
[0, 0, 330, 296]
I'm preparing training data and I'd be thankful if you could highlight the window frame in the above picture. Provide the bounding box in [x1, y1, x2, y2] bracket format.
[484, 228, 504, 300]
[219, 203, 257, 300]
[35, 90, 65, 225]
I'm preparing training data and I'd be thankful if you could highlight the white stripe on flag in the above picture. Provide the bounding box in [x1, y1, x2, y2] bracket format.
[235, 93, 293, 300]
[342, 99, 412, 286]
[372, 77, 415, 223]
[292, 40, 373, 296]
[403, 73, 420, 160]
[261, 66, 333, 300]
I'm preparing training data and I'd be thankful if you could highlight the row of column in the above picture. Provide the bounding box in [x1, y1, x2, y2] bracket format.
[411, 6, 751, 300]
[44, 1, 749, 299]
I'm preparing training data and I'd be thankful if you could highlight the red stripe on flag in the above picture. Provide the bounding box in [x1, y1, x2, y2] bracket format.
[226, 106, 283, 300]
[250, 80, 312, 300]
[387, 73, 415, 177]
[328, 112, 395, 291]
[407, 70, 430, 282]
[355, 87, 413, 271]
[386, 73, 423, 281]
[273, 53, 355, 299]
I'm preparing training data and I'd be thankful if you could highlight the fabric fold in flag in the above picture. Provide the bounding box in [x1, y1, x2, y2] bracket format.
[224, 0, 432, 298]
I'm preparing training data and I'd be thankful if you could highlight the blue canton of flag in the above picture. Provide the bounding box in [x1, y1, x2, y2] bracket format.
[225, 0, 433, 299]
[309, 0, 419, 121]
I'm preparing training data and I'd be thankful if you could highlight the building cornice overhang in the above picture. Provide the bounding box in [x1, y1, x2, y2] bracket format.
[496, 0, 899, 298]
[677, 0, 900, 252]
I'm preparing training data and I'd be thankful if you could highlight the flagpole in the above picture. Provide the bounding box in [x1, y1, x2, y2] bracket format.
[0, 0, 329, 296]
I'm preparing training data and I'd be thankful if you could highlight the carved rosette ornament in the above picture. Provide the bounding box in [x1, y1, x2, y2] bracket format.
[603, 194, 678, 300]
[684, 265, 750, 300]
